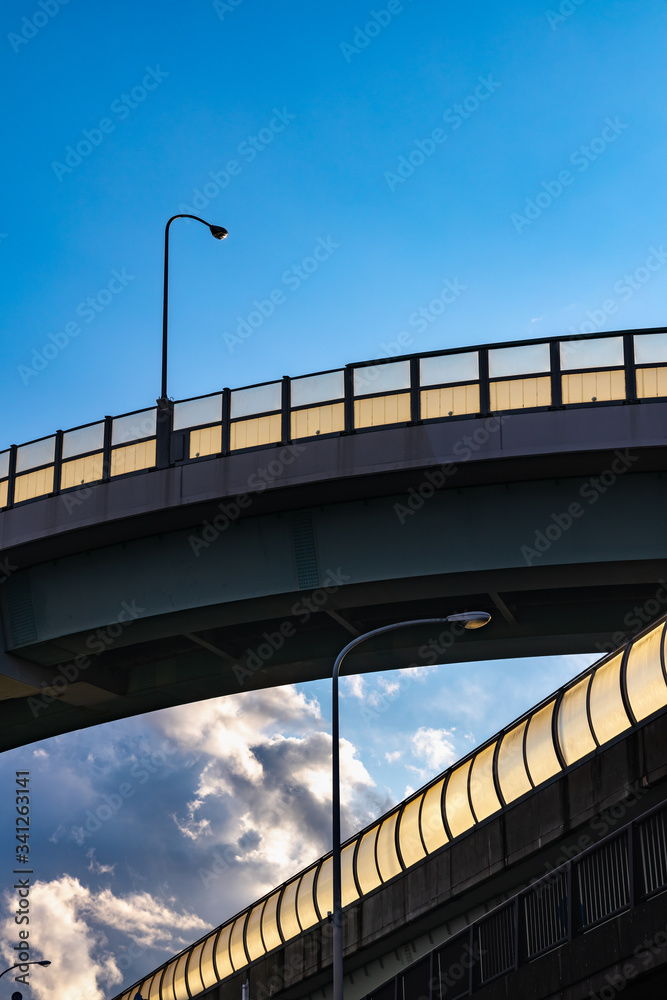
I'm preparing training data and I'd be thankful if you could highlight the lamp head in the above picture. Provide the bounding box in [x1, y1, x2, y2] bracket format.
[209, 225, 228, 240]
[446, 611, 491, 630]
[37, 962, 51, 967]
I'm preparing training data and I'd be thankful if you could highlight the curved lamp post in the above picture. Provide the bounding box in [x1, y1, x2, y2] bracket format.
[0, 960, 51, 979]
[160, 214, 228, 403]
[331, 612, 491, 1000]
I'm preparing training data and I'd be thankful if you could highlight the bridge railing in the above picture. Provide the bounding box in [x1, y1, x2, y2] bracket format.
[2, 327, 667, 511]
[112, 614, 667, 1000]
[361, 796, 667, 999]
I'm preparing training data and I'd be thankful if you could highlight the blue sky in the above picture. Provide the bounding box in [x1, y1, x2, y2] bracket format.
[1, 0, 665, 997]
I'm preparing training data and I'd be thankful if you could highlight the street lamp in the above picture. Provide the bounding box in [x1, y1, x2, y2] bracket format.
[331, 612, 491, 1000]
[0, 960, 51, 978]
[160, 214, 228, 403]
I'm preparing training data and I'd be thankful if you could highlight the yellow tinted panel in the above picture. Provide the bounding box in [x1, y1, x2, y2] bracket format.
[636, 366, 667, 398]
[316, 858, 333, 920]
[354, 392, 410, 428]
[399, 795, 426, 868]
[490, 376, 551, 410]
[279, 879, 302, 941]
[110, 440, 156, 477]
[14, 466, 54, 502]
[589, 653, 631, 745]
[626, 624, 667, 722]
[245, 902, 266, 962]
[445, 760, 475, 838]
[60, 452, 104, 489]
[497, 721, 531, 804]
[557, 676, 596, 765]
[261, 891, 283, 953]
[420, 384, 480, 419]
[297, 866, 319, 930]
[356, 826, 381, 894]
[172, 953, 189, 1000]
[149, 973, 162, 1000]
[200, 932, 219, 988]
[214, 924, 233, 981]
[469, 743, 501, 821]
[525, 701, 561, 785]
[230, 413, 281, 450]
[139, 976, 154, 999]
[160, 959, 177, 1000]
[291, 402, 345, 438]
[342, 842, 360, 907]
[229, 915, 248, 970]
[190, 424, 222, 458]
[0, 481, 7, 508]
[376, 812, 401, 882]
[420, 778, 448, 853]
[186, 941, 204, 997]
[561, 369, 626, 403]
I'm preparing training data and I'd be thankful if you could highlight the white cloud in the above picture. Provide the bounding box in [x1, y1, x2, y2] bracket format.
[385, 750, 402, 763]
[342, 674, 366, 700]
[33, 748, 48, 758]
[410, 726, 458, 774]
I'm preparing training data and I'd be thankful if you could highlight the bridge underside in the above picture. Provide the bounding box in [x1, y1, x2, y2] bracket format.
[1, 405, 666, 751]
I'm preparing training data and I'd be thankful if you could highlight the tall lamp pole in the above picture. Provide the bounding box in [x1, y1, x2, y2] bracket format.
[331, 612, 491, 1000]
[160, 214, 228, 403]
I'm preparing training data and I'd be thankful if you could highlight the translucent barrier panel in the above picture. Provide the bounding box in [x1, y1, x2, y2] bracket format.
[420, 385, 480, 419]
[420, 778, 448, 853]
[62, 422, 105, 459]
[173, 394, 222, 430]
[279, 878, 302, 941]
[139, 981, 154, 1000]
[160, 958, 177, 1000]
[525, 701, 561, 786]
[420, 352, 479, 386]
[469, 742, 500, 821]
[398, 794, 426, 868]
[14, 467, 54, 503]
[16, 436, 55, 473]
[356, 825, 382, 894]
[634, 332, 667, 364]
[245, 902, 266, 962]
[261, 890, 283, 953]
[149, 973, 163, 1000]
[229, 915, 248, 970]
[291, 370, 344, 406]
[560, 336, 624, 370]
[561, 370, 626, 404]
[0, 451, 8, 478]
[316, 856, 333, 918]
[297, 866, 319, 930]
[497, 720, 531, 804]
[376, 812, 402, 882]
[557, 676, 596, 765]
[190, 425, 222, 458]
[488, 343, 550, 378]
[110, 440, 156, 477]
[445, 760, 475, 838]
[230, 414, 282, 450]
[186, 941, 205, 997]
[626, 623, 667, 722]
[172, 952, 189, 1000]
[354, 393, 410, 429]
[0, 481, 8, 509]
[112, 408, 157, 445]
[636, 367, 667, 398]
[342, 841, 360, 907]
[489, 376, 551, 410]
[354, 360, 410, 396]
[231, 382, 281, 418]
[200, 930, 219, 988]
[61, 453, 104, 489]
[291, 402, 345, 439]
[589, 653, 631, 746]
[214, 923, 233, 981]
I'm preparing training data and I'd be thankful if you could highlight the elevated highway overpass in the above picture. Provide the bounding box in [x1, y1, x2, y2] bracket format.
[1, 326, 667, 750]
